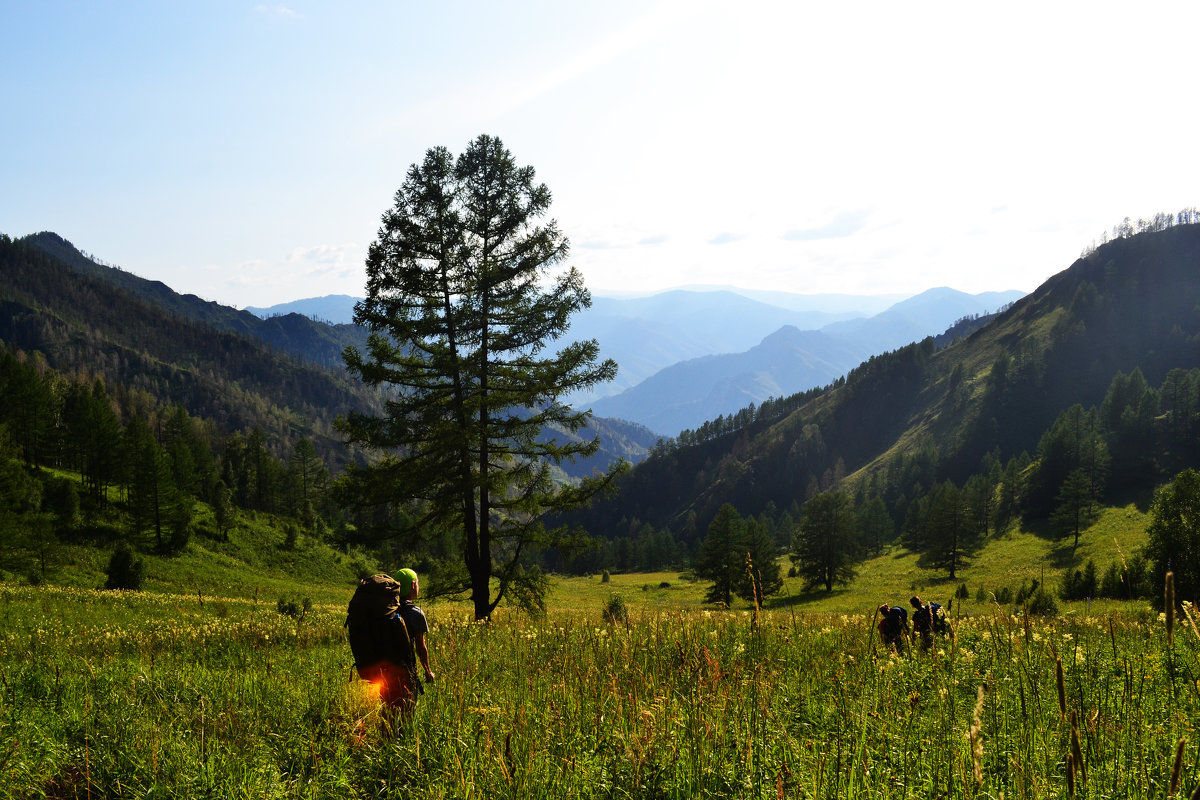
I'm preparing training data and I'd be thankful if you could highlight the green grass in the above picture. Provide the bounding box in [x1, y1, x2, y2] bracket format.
[3, 582, 1198, 798]
[553, 503, 1153, 619]
[5, 491, 1185, 796]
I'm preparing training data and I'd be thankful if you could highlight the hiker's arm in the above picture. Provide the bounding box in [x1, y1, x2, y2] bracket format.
[414, 633, 434, 682]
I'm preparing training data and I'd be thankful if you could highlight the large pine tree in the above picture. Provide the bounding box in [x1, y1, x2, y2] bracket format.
[339, 135, 620, 619]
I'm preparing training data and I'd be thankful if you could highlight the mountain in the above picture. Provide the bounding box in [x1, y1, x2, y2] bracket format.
[589, 287, 1023, 436]
[0, 232, 658, 477]
[251, 287, 1021, 413]
[21, 233, 369, 370]
[0, 233, 379, 467]
[245, 294, 361, 324]
[590, 326, 870, 436]
[819, 287, 1023, 353]
[565, 223, 1200, 538]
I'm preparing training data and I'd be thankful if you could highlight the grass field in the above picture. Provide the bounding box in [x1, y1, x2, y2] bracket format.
[3, 499, 1182, 797]
[3, 575, 1197, 799]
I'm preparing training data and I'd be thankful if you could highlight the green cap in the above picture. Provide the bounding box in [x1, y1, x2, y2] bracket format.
[396, 568, 418, 596]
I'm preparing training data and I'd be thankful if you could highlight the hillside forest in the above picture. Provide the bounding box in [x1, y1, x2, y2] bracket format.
[3, 214, 1200, 610]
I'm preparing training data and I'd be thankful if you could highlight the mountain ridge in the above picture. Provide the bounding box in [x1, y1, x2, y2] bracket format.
[565, 222, 1200, 540]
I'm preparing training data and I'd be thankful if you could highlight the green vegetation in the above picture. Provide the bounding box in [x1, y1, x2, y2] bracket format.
[4, 582, 1198, 798]
[339, 135, 621, 620]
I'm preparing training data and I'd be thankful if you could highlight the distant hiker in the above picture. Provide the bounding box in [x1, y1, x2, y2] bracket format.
[346, 569, 435, 717]
[910, 594, 949, 649]
[877, 602, 909, 652]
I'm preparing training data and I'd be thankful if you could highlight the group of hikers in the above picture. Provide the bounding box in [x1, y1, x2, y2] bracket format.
[877, 595, 952, 652]
[343, 570, 952, 718]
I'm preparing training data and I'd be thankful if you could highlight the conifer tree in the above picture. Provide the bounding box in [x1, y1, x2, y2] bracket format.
[695, 503, 746, 606]
[792, 490, 858, 592]
[339, 135, 620, 620]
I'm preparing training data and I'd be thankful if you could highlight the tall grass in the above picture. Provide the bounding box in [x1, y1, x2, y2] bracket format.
[1, 583, 1196, 798]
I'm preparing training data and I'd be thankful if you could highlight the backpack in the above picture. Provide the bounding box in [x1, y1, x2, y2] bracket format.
[912, 603, 933, 634]
[884, 605, 908, 636]
[345, 574, 414, 672]
[929, 602, 949, 635]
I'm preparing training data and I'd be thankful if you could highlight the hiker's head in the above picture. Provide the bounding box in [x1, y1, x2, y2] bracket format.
[397, 568, 419, 599]
[910, 595, 922, 609]
[878, 603, 890, 615]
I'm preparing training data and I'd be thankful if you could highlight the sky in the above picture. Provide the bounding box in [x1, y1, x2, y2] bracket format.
[3, 1, 1198, 309]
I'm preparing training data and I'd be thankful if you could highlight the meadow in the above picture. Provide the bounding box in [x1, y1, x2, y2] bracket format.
[3, 578, 1198, 799]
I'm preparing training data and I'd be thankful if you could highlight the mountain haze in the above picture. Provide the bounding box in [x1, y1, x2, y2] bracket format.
[590, 326, 869, 436]
[591, 287, 1023, 435]
[567, 223, 1200, 538]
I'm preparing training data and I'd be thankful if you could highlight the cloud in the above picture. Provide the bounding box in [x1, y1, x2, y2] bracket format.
[286, 242, 359, 274]
[708, 232, 745, 246]
[783, 210, 869, 241]
[638, 235, 668, 246]
[254, 5, 297, 19]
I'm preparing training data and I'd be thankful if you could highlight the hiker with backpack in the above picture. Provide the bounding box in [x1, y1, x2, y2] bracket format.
[876, 602, 909, 652]
[346, 569, 435, 716]
[910, 594, 949, 650]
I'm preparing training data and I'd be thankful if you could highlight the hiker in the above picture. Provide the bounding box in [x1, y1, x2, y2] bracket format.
[395, 568, 435, 687]
[346, 569, 435, 716]
[910, 595, 934, 650]
[910, 594, 949, 649]
[876, 602, 909, 652]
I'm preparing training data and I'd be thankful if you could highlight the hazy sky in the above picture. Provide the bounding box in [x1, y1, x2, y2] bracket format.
[3, 2, 1197, 308]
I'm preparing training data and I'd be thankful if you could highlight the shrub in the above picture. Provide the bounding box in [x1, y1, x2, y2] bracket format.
[601, 570, 611, 583]
[1060, 560, 1100, 600]
[283, 523, 299, 550]
[601, 594, 628, 625]
[1026, 586, 1059, 616]
[276, 596, 311, 619]
[104, 544, 145, 591]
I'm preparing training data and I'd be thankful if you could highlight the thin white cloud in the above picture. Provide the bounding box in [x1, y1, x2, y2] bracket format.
[708, 232, 744, 246]
[783, 210, 870, 242]
[254, 5, 297, 19]
[286, 243, 359, 273]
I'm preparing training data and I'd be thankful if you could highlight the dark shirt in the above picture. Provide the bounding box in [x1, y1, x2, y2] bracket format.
[396, 601, 428, 638]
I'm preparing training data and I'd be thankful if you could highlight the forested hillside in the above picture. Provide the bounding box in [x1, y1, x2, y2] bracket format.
[7, 219, 1200, 602]
[22, 232, 370, 370]
[0, 234, 379, 467]
[0, 229, 658, 588]
[560, 217, 1200, 585]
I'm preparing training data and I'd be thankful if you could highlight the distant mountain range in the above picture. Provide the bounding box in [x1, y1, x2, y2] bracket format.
[248, 286, 1025, 437]
[2, 233, 659, 477]
[588, 287, 1023, 435]
[566, 222, 1200, 538]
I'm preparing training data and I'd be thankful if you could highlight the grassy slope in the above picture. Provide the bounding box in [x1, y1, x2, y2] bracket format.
[545, 503, 1152, 617]
[29, 464, 1152, 619]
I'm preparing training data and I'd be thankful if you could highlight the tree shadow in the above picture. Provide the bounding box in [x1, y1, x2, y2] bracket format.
[1021, 515, 1057, 542]
[1106, 483, 1156, 514]
[765, 585, 853, 610]
[1047, 540, 1078, 569]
